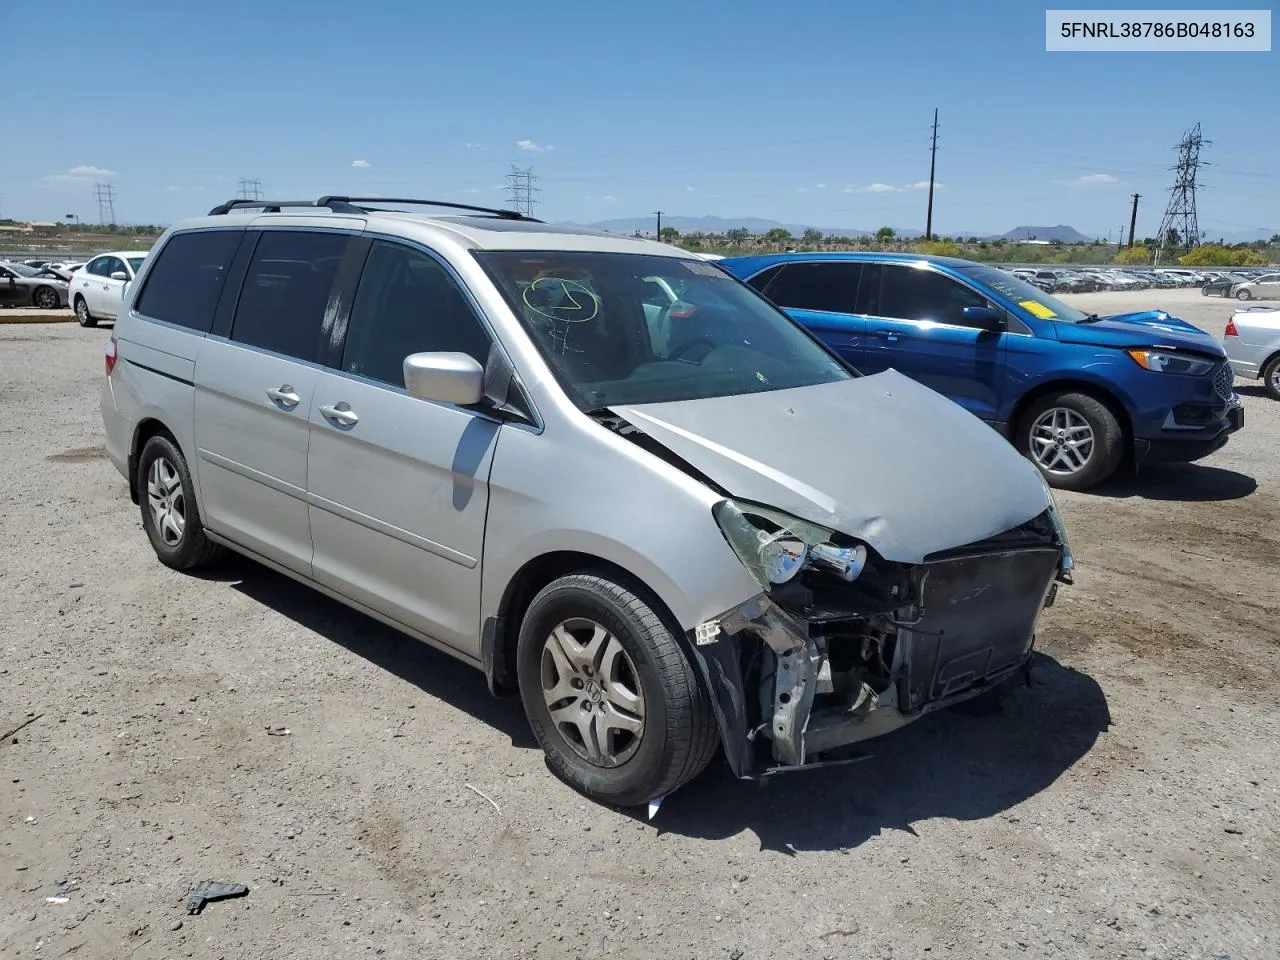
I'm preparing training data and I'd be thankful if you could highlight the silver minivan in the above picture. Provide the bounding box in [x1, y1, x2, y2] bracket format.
[102, 197, 1073, 809]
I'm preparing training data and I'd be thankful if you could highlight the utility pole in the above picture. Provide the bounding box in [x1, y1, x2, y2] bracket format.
[654, 210, 663, 240]
[1127, 193, 1140, 248]
[505, 166, 540, 218]
[1154, 123, 1208, 265]
[93, 183, 117, 226]
[924, 108, 939, 241]
[237, 179, 263, 201]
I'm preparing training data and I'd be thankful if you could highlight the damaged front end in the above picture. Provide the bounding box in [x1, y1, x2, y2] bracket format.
[689, 498, 1073, 779]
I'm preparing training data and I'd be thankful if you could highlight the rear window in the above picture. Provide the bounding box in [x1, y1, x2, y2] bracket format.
[134, 231, 242, 333]
[229, 230, 349, 362]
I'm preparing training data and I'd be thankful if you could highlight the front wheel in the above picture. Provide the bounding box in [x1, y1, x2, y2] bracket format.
[34, 286, 60, 309]
[74, 296, 97, 327]
[136, 434, 224, 571]
[1018, 392, 1125, 491]
[516, 574, 718, 807]
[1236, 289, 1252, 301]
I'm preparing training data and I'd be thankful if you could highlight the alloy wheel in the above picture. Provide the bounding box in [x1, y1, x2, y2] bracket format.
[35, 287, 58, 309]
[1030, 407, 1095, 476]
[540, 617, 645, 767]
[147, 456, 186, 547]
[75, 299, 89, 323]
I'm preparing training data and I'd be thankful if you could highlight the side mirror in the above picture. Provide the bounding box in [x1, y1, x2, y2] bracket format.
[403, 352, 485, 406]
[962, 306, 1005, 331]
[110, 271, 128, 281]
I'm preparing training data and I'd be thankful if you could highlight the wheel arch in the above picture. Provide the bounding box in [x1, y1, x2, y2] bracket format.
[1009, 378, 1135, 454]
[127, 418, 180, 504]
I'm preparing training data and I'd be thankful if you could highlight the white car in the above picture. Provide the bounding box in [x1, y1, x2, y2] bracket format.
[70, 251, 148, 327]
[1231, 273, 1280, 302]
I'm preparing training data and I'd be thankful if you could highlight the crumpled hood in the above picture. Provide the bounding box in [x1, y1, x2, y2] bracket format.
[610, 370, 1052, 565]
[1055, 310, 1225, 357]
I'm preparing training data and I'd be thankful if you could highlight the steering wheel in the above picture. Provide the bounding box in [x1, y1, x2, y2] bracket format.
[666, 337, 718, 363]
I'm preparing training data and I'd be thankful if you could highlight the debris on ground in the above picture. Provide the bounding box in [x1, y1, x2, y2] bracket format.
[185, 880, 249, 914]
[265, 726, 291, 736]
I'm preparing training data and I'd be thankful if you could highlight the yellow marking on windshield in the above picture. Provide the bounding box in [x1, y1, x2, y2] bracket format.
[1019, 299, 1058, 319]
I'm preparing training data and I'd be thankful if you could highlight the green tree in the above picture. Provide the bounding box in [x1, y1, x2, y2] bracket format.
[801, 228, 823, 244]
[764, 227, 793, 244]
[875, 226, 895, 241]
[1115, 245, 1151, 265]
[659, 226, 680, 242]
[725, 227, 750, 243]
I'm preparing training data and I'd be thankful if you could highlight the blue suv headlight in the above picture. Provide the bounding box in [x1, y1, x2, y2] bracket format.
[1126, 348, 1216, 376]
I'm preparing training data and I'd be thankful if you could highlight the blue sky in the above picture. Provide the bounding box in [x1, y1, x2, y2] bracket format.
[4, 0, 1276, 238]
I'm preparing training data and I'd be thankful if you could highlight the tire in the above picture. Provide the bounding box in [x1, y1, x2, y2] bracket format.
[74, 296, 97, 327]
[136, 433, 223, 571]
[516, 573, 718, 807]
[1018, 391, 1125, 491]
[33, 286, 59, 309]
[1201, 286, 1209, 296]
[1262, 354, 1280, 402]
[1236, 289, 1252, 301]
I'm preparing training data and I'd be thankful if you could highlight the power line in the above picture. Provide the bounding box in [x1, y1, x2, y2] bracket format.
[1154, 124, 1209, 265]
[94, 183, 117, 226]
[505, 166, 540, 217]
[925, 108, 939, 241]
[237, 178, 263, 201]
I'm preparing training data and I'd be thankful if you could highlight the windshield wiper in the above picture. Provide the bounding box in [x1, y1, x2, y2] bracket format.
[1078, 313, 1104, 324]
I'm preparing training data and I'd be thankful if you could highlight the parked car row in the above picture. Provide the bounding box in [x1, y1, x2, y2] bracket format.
[999, 265, 1278, 296]
[0, 253, 148, 315]
[0, 260, 72, 309]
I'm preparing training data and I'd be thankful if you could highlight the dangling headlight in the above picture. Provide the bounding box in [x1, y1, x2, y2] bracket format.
[1036, 470, 1074, 576]
[713, 499, 867, 589]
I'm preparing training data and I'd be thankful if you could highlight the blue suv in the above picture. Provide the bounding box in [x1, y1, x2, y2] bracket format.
[720, 253, 1244, 490]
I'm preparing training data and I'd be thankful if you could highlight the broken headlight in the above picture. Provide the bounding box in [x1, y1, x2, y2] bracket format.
[1036, 470, 1075, 576]
[713, 499, 867, 589]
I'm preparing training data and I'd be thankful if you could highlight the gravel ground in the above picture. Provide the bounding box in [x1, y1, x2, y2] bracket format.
[2, 288, 1277, 960]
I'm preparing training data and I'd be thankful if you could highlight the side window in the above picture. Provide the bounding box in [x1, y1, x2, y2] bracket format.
[745, 264, 784, 295]
[106, 257, 128, 278]
[341, 241, 492, 388]
[0, 267, 13, 279]
[86, 258, 107, 277]
[764, 262, 864, 314]
[230, 230, 349, 363]
[134, 231, 242, 333]
[878, 265, 989, 327]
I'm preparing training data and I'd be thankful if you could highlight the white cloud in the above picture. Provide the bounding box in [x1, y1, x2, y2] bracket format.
[164, 185, 182, 193]
[465, 142, 484, 149]
[352, 159, 370, 168]
[517, 139, 541, 151]
[815, 183, 827, 190]
[867, 182, 899, 193]
[70, 165, 116, 177]
[585, 194, 620, 202]
[843, 185, 858, 193]
[1057, 173, 1119, 187]
[42, 164, 117, 185]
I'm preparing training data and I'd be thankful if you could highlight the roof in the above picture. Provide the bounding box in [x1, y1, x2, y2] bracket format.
[721, 250, 981, 275]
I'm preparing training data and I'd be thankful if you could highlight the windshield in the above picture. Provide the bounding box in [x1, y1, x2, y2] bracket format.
[957, 264, 1091, 324]
[126, 256, 146, 274]
[476, 251, 851, 408]
[7, 263, 39, 277]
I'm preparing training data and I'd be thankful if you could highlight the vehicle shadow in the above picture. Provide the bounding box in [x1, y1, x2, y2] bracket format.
[645, 653, 1109, 853]
[1090, 462, 1256, 502]
[1234, 384, 1273, 400]
[199, 556, 538, 750]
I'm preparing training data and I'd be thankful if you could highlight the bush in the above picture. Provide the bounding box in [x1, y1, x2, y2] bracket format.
[1179, 244, 1269, 267]
[916, 239, 960, 257]
[1115, 246, 1151, 265]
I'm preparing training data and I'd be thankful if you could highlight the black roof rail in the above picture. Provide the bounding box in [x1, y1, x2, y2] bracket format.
[315, 196, 541, 222]
[207, 198, 365, 216]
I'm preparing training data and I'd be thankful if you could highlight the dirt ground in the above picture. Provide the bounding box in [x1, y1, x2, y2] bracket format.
[2, 288, 1277, 960]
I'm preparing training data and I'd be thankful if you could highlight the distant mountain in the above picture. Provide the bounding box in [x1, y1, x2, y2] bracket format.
[576, 215, 883, 239]
[1002, 225, 1095, 243]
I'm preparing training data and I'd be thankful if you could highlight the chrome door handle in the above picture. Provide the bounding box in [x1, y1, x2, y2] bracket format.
[266, 385, 301, 408]
[318, 402, 359, 426]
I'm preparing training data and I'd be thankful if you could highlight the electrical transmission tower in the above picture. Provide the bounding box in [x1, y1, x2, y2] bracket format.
[505, 166, 540, 217]
[94, 183, 117, 225]
[237, 179, 263, 201]
[1154, 123, 1209, 265]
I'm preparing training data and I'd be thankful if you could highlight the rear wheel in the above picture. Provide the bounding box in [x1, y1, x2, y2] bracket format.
[1018, 391, 1125, 491]
[1236, 289, 1252, 301]
[33, 286, 59, 309]
[74, 296, 97, 327]
[1262, 354, 1280, 402]
[516, 573, 718, 807]
[136, 434, 223, 571]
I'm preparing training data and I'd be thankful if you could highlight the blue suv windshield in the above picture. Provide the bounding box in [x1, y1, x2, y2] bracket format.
[956, 264, 1091, 324]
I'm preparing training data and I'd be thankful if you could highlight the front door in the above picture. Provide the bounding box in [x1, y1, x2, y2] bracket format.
[193, 228, 351, 575]
[97, 256, 129, 320]
[860, 263, 1007, 422]
[0, 267, 21, 306]
[307, 239, 499, 656]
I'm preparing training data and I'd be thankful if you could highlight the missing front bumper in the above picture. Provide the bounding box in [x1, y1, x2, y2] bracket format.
[688, 546, 1062, 779]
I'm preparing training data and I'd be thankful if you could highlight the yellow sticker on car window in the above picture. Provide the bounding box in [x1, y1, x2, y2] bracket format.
[1019, 299, 1057, 319]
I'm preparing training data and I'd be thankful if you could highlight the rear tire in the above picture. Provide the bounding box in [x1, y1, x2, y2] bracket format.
[136, 434, 223, 571]
[516, 573, 718, 807]
[1262, 354, 1280, 402]
[1236, 289, 1252, 301]
[34, 286, 59, 309]
[74, 296, 97, 327]
[1018, 391, 1125, 491]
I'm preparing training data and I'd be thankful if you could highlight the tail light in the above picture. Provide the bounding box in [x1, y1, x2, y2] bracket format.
[668, 301, 699, 320]
[1224, 318, 1239, 338]
[104, 336, 118, 376]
